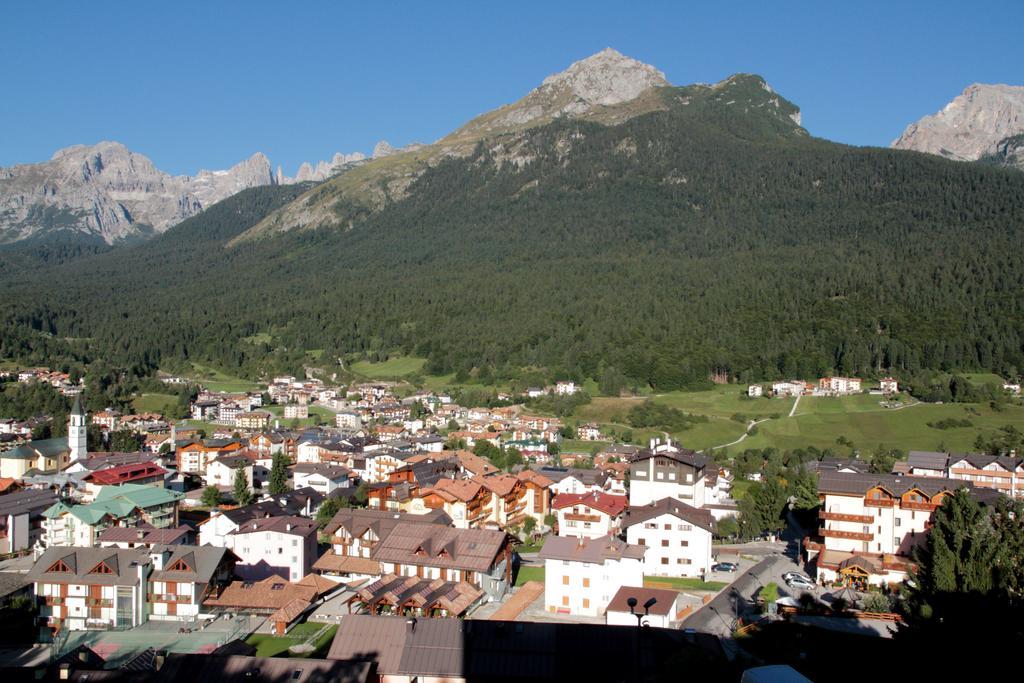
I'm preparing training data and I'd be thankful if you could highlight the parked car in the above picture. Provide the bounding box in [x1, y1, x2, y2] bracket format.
[713, 562, 739, 572]
[786, 576, 816, 591]
[782, 571, 812, 584]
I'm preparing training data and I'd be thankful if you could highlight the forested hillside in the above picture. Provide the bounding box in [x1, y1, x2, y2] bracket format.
[2, 79, 1024, 389]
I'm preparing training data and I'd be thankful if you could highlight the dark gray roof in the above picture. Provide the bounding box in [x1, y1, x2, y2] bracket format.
[153, 653, 372, 683]
[0, 570, 30, 598]
[27, 547, 149, 586]
[323, 507, 451, 539]
[907, 451, 951, 471]
[0, 488, 59, 519]
[2, 437, 69, 460]
[150, 544, 232, 584]
[630, 446, 708, 469]
[817, 470, 970, 498]
[623, 497, 715, 533]
[539, 534, 646, 563]
[328, 615, 726, 681]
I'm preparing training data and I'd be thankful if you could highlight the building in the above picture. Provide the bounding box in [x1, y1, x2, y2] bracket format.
[81, 462, 167, 501]
[747, 385, 763, 398]
[236, 411, 272, 430]
[326, 615, 726, 683]
[807, 470, 978, 587]
[146, 544, 235, 621]
[473, 473, 530, 528]
[197, 491, 322, 547]
[176, 438, 245, 475]
[97, 523, 194, 548]
[27, 544, 234, 631]
[904, 450, 1024, 498]
[622, 497, 714, 578]
[28, 546, 151, 632]
[535, 466, 611, 496]
[284, 404, 309, 420]
[627, 438, 708, 508]
[224, 515, 318, 581]
[409, 478, 491, 529]
[539, 535, 645, 617]
[289, 462, 349, 495]
[152, 653, 372, 683]
[575, 423, 603, 441]
[40, 484, 183, 550]
[335, 410, 362, 430]
[818, 376, 862, 395]
[204, 452, 254, 490]
[0, 437, 71, 479]
[551, 491, 628, 540]
[0, 488, 58, 554]
[771, 381, 805, 397]
[880, 377, 899, 394]
[203, 573, 337, 636]
[68, 395, 87, 461]
[605, 585, 687, 628]
[346, 573, 485, 618]
[555, 381, 578, 395]
[371, 522, 514, 601]
[314, 508, 451, 583]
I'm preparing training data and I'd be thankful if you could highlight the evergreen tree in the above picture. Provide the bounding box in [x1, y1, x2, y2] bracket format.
[201, 486, 221, 508]
[233, 466, 253, 506]
[789, 466, 820, 511]
[268, 452, 289, 495]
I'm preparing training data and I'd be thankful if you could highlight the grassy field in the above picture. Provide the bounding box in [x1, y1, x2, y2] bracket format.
[730, 479, 755, 500]
[514, 566, 545, 587]
[643, 576, 729, 592]
[264, 403, 336, 427]
[736, 395, 1024, 453]
[181, 363, 263, 393]
[246, 623, 337, 658]
[349, 355, 426, 379]
[132, 393, 178, 415]
[655, 385, 794, 419]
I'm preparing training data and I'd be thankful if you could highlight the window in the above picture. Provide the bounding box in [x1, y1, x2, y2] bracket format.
[680, 540, 689, 547]
[638, 538, 646, 546]
[895, 518, 901, 527]
[686, 474, 693, 482]
[894, 537, 900, 547]
[644, 522, 656, 529]
[678, 524, 692, 531]
[661, 557, 669, 565]
[562, 596, 569, 607]
[292, 539, 298, 546]
[661, 539, 669, 547]
[583, 578, 590, 588]
[668, 473, 676, 481]
[562, 575, 569, 585]
[656, 472, 664, 480]
[663, 524, 671, 530]
[877, 526, 881, 534]
[862, 526, 869, 534]
[582, 598, 590, 609]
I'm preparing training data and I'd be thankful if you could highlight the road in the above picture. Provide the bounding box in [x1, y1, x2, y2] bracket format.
[788, 392, 801, 417]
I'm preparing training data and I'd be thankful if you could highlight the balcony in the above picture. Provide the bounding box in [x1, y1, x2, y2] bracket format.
[148, 593, 190, 603]
[819, 527, 873, 542]
[863, 498, 894, 508]
[86, 597, 113, 608]
[819, 510, 874, 524]
[45, 597, 64, 606]
[900, 501, 937, 512]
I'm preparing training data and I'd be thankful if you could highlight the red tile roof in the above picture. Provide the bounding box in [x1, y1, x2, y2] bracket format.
[551, 491, 628, 516]
[84, 462, 167, 486]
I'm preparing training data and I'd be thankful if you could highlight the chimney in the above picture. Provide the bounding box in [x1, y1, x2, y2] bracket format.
[286, 523, 292, 532]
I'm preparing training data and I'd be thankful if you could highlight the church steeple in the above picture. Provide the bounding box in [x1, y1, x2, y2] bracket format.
[68, 393, 87, 461]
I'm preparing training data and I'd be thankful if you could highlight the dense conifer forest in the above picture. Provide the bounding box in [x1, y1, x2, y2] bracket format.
[2, 82, 1023, 388]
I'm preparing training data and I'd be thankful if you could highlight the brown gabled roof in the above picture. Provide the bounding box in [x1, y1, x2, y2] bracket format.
[430, 477, 484, 502]
[372, 523, 507, 572]
[817, 470, 968, 498]
[516, 469, 553, 488]
[473, 473, 519, 496]
[203, 575, 320, 610]
[451, 450, 498, 476]
[622, 497, 714, 533]
[539, 534, 646, 564]
[605, 585, 679, 616]
[312, 550, 382, 575]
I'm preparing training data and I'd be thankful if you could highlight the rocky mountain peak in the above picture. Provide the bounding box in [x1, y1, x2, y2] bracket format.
[537, 48, 669, 107]
[892, 83, 1024, 162]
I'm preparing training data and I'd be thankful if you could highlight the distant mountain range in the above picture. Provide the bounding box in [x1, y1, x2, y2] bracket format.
[892, 83, 1024, 171]
[0, 139, 418, 245]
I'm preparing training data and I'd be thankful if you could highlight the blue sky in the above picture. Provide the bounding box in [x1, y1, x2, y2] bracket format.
[2, 1, 1021, 176]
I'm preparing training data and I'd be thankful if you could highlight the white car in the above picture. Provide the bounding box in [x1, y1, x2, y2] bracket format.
[786, 576, 816, 591]
[782, 571, 812, 584]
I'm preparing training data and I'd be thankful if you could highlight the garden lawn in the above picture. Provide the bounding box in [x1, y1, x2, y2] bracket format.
[643, 576, 729, 592]
[515, 566, 545, 587]
[183, 363, 262, 392]
[246, 622, 336, 658]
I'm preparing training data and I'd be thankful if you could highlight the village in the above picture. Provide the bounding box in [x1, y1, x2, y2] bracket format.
[0, 363, 1018, 680]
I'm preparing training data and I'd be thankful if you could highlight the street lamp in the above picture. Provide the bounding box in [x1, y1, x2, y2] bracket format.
[626, 596, 657, 627]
